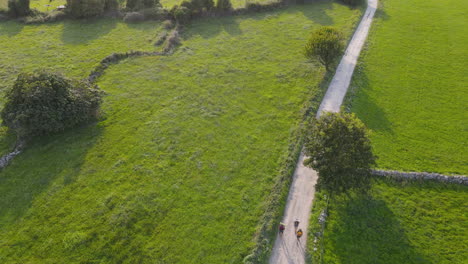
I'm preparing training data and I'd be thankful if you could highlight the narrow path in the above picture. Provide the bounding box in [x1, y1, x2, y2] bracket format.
[269, 0, 378, 263]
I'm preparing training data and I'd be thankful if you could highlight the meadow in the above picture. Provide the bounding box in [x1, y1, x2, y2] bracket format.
[0, 3, 363, 263]
[346, 0, 468, 174]
[309, 179, 468, 264]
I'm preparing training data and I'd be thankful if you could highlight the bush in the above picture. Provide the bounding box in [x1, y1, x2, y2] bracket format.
[172, 6, 190, 24]
[8, 0, 30, 17]
[123, 11, 145, 22]
[303, 112, 376, 196]
[341, 0, 362, 6]
[304, 26, 344, 71]
[140, 7, 168, 20]
[66, 0, 118, 18]
[162, 19, 174, 29]
[1, 71, 103, 139]
[215, 0, 232, 12]
[126, 0, 159, 10]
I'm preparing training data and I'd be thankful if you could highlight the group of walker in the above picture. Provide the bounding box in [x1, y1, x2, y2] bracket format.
[278, 218, 303, 240]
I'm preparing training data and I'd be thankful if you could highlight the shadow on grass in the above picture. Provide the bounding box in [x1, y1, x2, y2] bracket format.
[0, 21, 25, 37]
[299, 1, 334, 26]
[61, 19, 117, 44]
[0, 124, 103, 229]
[327, 193, 432, 264]
[346, 69, 393, 134]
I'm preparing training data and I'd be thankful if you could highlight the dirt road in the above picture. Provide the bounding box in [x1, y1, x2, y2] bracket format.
[269, 0, 378, 262]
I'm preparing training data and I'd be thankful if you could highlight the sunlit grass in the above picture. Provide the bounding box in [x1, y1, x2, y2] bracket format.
[347, 0, 467, 174]
[0, 3, 363, 263]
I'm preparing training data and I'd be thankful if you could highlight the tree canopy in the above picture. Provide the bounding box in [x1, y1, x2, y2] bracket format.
[305, 26, 344, 71]
[304, 112, 376, 195]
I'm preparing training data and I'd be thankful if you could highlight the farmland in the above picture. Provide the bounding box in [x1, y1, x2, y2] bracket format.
[0, 3, 363, 263]
[347, 0, 468, 174]
[309, 179, 468, 264]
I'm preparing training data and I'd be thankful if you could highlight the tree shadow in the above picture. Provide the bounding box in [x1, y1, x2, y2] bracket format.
[0, 21, 25, 37]
[345, 68, 394, 134]
[326, 194, 432, 264]
[61, 18, 118, 45]
[298, 1, 334, 26]
[0, 123, 103, 229]
[184, 15, 242, 40]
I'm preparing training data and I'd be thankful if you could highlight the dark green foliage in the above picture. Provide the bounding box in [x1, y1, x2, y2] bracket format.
[66, 0, 119, 18]
[215, 0, 232, 11]
[341, 0, 362, 6]
[304, 112, 376, 195]
[123, 11, 145, 22]
[126, 0, 159, 10]
[8, 0, 30, 17]
[1, 71, 103, 138]
[305, 26, 344, 71]
[172, 5, 190, 24]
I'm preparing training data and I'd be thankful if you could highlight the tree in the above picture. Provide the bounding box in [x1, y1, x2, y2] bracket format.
[1, 70, 103, 139]
[304, 26, 344, 72]
[126, 0, 159, 10]
[66, 0, 118, 18]
[215, 0, 232, 11]
[303, 112, 376, 196]
[8, 0, 30, 17]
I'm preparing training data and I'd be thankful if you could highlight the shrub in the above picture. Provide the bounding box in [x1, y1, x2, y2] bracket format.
[140, 7, 168, 20]
[66, 0, 104, 18]
[1, 71, 103, 138]
[341, 0, 362, 6]
[45, 10, 67, 22]
[215, 0, 232, 12]
[162, 19, 174, 29]
[303, 112, 376, 196]
[104, 0, 119, 11]
[305, 26, 344, 71]
[123, 11, 145, 22]
[8, 0, 30, 17]
[172, 6, 190, 24]
[126, 0, 159, 10]
[66, 0, 118, 18]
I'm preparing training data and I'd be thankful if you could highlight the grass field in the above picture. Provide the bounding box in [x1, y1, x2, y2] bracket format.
[309, 179, 468, 264]
[0, 3, 362, 263]
[346, 0, 468, 175]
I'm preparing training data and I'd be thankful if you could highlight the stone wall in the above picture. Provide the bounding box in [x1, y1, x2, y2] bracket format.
[372, 169, 468, 185]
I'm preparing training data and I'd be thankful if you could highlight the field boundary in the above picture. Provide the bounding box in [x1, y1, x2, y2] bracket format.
[372, 170, 468, 185]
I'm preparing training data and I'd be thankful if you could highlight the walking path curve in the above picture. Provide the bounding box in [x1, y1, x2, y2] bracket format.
[269, 0, 378, 262]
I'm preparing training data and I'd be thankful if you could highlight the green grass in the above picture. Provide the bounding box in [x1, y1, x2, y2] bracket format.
[309, 179, 468, 264]
[346, 0, 468, 175]
[160, 0, 273, 9]
[0, 3, 363, 263]
[30, 0, 67, 12]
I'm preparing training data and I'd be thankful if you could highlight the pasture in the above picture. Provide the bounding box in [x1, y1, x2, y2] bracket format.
[0, 3, 362, 263]
[347, 0, 468, 174]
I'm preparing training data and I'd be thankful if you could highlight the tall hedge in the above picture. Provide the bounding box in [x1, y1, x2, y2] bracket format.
[1, 71, 103, 138]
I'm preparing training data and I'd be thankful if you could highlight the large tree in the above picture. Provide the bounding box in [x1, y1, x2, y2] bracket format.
[304, 26, 344, 72]
[303, 112, 376, 195]
[1, 70, 103, 139]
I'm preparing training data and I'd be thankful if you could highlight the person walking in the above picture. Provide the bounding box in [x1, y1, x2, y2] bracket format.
[279, 223, 285, 234]
[294, 219, 300, 229]
[296, 228, 303, 240]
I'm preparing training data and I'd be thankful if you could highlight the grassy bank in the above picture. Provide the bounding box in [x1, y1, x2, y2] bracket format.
[347, 0, 468, 174]
[0, 3, 362, 263]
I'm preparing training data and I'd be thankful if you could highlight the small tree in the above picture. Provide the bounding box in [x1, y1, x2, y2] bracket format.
[303, 112, 376, 196]
[1, 71, 103, 139]
[305, 26, 344, 72]
[215, 0, 232, 12]
[8, 0, 30, 17]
